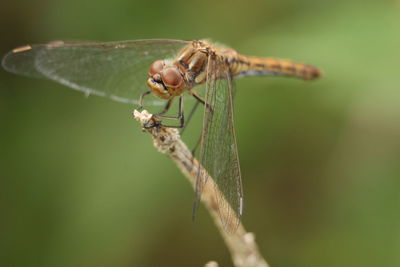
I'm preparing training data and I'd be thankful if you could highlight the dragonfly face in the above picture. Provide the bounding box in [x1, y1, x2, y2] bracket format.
[147, 59, 186, 100]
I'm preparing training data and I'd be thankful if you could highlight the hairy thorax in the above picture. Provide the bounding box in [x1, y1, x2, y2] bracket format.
[146, 40, 236, 100]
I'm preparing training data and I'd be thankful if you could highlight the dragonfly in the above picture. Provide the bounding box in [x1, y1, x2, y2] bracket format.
[2, 39, 322, 232]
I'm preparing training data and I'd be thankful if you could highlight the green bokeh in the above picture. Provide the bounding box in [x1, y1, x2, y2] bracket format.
[1, 0, 400, 266]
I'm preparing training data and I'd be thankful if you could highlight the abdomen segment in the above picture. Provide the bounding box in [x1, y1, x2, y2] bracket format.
[232, 55, 322, 80]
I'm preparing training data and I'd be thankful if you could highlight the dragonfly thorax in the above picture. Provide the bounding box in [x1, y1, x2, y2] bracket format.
[147, 41, 222, 101]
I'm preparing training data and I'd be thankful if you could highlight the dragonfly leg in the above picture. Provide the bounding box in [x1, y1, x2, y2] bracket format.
[182, 89, 216, 156]
[138, 90, 151, 110]
[183, 90, 213, 155]
[155, 98, 174, 116]
[150, 96, 185, 128]
[180, 100, 200, 136]
[190, 89, 213, 112]
[181, 87, 217, 135]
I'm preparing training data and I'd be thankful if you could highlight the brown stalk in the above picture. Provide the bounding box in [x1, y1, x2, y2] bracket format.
[133, 109, 269, 267]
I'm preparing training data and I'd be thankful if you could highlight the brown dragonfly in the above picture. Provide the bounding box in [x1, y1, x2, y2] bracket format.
[2, 39, 322, 232]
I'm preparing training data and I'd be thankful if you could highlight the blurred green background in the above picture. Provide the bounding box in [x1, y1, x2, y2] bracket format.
[1, 0, 400, 266]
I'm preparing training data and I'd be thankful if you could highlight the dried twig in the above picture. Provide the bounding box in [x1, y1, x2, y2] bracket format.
[133, 110, 269, 267]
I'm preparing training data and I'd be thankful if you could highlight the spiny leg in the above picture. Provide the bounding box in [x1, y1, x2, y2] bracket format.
[191, 89, 213, 112]
[185, 90, 213, 156]
[138, 91, 182, 128]
[180, 96, 202, 156]
[138, 90, 151, 110]
[155, 98, 174, 115]
[180, 100, 200, 136]
[152, 95, 185, 128]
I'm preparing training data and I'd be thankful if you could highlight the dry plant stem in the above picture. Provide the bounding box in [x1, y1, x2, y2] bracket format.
[133, 109, 269, 267]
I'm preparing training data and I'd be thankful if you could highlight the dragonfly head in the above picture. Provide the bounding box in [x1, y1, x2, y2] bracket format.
[147, 60, 185, 100]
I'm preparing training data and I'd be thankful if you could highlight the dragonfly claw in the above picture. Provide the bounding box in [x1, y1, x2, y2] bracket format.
[141, 114, 160, 129]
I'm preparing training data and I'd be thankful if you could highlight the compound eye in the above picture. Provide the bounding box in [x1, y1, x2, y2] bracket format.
[149, 60, 164, 76]
[161, 68, 183, 88]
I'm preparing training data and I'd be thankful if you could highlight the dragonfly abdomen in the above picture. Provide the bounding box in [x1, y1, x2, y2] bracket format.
[231, 55, 322, 80]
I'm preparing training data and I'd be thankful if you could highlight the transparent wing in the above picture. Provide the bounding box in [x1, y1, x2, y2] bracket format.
[195, 55, 243, 233]
[2, 39, 190, 105]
